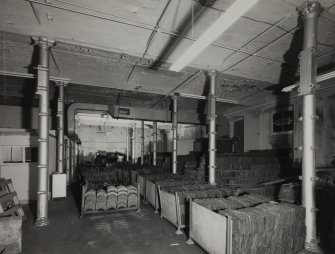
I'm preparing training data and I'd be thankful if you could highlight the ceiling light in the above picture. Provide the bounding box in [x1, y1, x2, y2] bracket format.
[169, 0, 259, 72]
[175, 92, 240, 104]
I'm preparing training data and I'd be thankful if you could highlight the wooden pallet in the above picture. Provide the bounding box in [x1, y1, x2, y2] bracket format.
[0, 179, 25, 217]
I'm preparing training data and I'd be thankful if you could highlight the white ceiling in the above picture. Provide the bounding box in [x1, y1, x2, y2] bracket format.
[0, 0, 335, 101]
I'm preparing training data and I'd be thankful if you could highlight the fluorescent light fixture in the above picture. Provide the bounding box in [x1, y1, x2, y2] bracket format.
[176, 92, 240, 104]
[169, 0, 259, 72]
[282, 70, 335, 92]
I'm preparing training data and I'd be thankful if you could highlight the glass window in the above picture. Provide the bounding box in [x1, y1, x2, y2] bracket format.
[25, 147, 38, 163]
[2, 146, 23, 163]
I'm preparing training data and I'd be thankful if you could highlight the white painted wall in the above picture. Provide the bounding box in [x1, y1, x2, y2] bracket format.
[77, 124, 155, 161]
[0, 129, 57, 203]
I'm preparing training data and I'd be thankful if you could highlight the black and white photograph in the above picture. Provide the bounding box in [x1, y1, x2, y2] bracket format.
[0, 0, 335, 253]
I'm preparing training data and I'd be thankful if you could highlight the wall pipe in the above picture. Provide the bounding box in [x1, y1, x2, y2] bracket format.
[299, 1, 323, 253]
[153, 122, 158, 166]
[141, 120, 145, 165]
[34, 36, 54, 227]
[172, 95, 178, 174]
[208, 71, 217, 185]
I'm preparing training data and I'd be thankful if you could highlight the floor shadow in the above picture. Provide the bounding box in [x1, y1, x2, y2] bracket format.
[150, 0, 216, 70]
[69, 183, 82, 216]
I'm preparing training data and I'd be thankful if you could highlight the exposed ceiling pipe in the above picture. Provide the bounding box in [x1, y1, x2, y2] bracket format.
[67, 103, 109, 140]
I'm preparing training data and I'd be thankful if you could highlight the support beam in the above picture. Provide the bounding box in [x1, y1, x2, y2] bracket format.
[34, 36, 54, 227]
[153, 122, 158, 166]
[141, 121, 145, 165]
[298, 1, 323, 253]
[172, 95, 178, 174]
[208, 71, 217, 185]
[55, 81, 68, 174]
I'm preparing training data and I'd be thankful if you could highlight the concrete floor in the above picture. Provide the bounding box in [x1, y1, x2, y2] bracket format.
[21, 186, 205, 254]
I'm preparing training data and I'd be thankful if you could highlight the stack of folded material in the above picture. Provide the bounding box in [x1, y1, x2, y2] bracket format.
[106, 185, 117, 210]
[243, 185, 275, 199]
[84, 189, 96, 211]
[194, 194, 269, 211]
[127, 185, 138, 208]
[218, 203, 305, 254]
[96, 189, 107, 210]
[162, 184, 234, 201]
[117, 185, 128, 209]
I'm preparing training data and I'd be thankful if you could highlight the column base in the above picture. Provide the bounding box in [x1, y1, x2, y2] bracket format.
[34, 217, 49, 227]
[175, 228, 183, 235]
[298, 246, 324, 254]
[186, 239, 194, 245]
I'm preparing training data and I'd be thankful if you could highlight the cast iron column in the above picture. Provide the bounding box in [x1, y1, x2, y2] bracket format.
[172, 95, 178, 174]
[131, 128, 135, 163]
[55, 81, 67, 174]
[65, 138, 70, 184]
[298, 1, 323, 253]
[153, 122, 158, 166]
[208, 70, 217, 185]
[141, 120, 145, 165]
[35, 36, 54, 226]
[126, 127, 129, 161]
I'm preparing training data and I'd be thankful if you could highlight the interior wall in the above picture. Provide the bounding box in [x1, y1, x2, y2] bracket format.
[161, 125, 203, 155]
[0, 130, 57, 202]
[0, 105, 54, 130]
[77, 124, 155, 162]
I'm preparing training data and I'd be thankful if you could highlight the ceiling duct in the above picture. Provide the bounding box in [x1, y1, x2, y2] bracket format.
[67, 103, 205, 140]
[108, 105, 203, 124]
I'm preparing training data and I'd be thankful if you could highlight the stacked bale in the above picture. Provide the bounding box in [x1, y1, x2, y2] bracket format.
[106, 186, 117, 210]
[96, 189, 107, 210]
[84, 189, 96, 211]
[127, 185, 138, 208]
[117, 186, 128, 209]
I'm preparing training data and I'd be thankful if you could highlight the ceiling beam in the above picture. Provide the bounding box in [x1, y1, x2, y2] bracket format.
[125, 0, 172, 82]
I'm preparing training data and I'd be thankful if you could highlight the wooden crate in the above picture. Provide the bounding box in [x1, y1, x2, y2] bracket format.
[188, 200, 231, 254]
